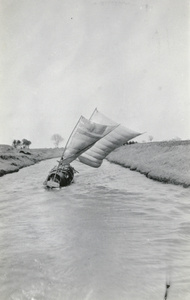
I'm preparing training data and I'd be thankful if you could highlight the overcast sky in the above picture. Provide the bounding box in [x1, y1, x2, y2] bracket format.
[0, 0, 189, 148]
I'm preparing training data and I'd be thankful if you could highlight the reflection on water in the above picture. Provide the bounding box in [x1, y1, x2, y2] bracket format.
[0, 159, 190, 300]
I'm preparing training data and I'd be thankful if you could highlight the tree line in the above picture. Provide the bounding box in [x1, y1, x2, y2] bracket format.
[12, 139, 32, 149]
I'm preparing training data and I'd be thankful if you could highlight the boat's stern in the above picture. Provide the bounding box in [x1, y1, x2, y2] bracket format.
[44, 164, 75, 188]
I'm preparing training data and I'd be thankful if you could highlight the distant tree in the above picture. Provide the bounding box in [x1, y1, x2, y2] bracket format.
[129, 141, 137, 144]
[22, 139, 32, 148]
[12, 140, 17, 148]
[12, 140, 21, 148]
[51, 134, 64, 147]
[148, 135, 153, 142]
[123, 140, 138, 145]
[17, 140, 21, 148]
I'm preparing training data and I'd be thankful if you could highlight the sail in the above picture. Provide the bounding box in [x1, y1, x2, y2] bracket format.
[78, 109, 141, 167]
[89, 108, 118, 126]
[61, 115, 117, 165]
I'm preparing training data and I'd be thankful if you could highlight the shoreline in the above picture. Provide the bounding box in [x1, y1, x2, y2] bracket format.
[107, 140, 190, 188]
[0, 145, 64, 177]
[0, 141, 190, 188]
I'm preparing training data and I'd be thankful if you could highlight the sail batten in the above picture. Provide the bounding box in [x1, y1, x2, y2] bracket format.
[78, 110, 141, 168]
[62, 115, 118, 165]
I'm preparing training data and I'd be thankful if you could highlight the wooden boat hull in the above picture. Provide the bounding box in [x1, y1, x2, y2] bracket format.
[44, 165, 75, 188]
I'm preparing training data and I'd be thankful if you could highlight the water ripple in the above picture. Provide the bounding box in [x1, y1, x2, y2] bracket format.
[0, 159, 190, 300]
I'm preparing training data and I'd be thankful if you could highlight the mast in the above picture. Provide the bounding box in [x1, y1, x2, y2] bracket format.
[60, 115, 82, 161]
[89, 108, 97, 120]
[53, 115, 82, 181]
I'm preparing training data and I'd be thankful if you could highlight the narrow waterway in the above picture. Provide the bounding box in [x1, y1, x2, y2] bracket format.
[0, 159, 190, 300]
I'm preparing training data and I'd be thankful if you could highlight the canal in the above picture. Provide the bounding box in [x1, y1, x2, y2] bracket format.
[0, 159, 190, 300]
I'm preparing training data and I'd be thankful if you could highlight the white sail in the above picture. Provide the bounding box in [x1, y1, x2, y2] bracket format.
[78, 109, 141, 167]
[61, 115, 117, 165]
[89, 108, 118, 126]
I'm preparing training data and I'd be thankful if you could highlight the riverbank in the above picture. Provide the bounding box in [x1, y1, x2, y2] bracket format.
[0, 145, 64, 177]
[1, 141, 190, 188]
[107, 140, 190, 188]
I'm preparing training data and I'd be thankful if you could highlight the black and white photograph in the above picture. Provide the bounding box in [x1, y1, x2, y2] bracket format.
[0, 0, 189, 299]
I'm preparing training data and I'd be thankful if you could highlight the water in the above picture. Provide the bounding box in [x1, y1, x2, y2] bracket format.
[0, 159, 190, 300]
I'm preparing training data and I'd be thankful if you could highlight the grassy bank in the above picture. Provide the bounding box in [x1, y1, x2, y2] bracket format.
[1, 141, 190, 188]
[107, 140, 190, 188]
[0, 145, 63, 177]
